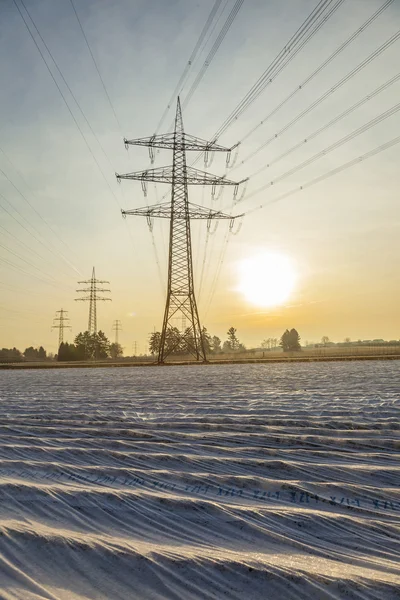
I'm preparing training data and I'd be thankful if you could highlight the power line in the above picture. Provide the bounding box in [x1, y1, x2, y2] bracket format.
[237, 29, 400, 168]
[0, 146, 82, 275]
[247, 72, 400, 180]
[204, 226, 231, 318]
[0, 255, 70, 289]
[0, 241, 66, 284]
[236, 0, 395, 149]
[14, 3, 118, 176]
[0, 280, 65, 302]
[0, 161, 80, 277]
[155, 0, 225, 133]
[0, 222, 74, 277]
[239, 100, 400, 203]
[182, 0, 245, 110]
[212, 0, 345, 142]
[198, 2, 347, 304]
[13, 0, 123, 212]
[16, 0, 139, 265]
[243, 134, 400, 216]
[0, 190, 77, 279]
[197, 227, 212, 301]
[69, 0, 123, 134]
[205, 110, 400, 302]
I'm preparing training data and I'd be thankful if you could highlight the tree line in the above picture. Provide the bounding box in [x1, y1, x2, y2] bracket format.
[0, 327, 303, 364]
[0, 346, 47, 363]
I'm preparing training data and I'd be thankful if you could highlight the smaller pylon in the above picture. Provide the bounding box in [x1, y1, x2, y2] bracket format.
[52, 309, 71, 349]
[112, 319, 122, 345]
[75, 267, 111, 334]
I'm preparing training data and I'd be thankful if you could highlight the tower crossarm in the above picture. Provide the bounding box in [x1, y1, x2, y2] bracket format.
[75, 288, 111, 294]
[122, 201, 243, 220]
[124, 132, 235, 153]
[124, 133, 175, 149]
[116, 165, 247, 186]
[75, 296, 111, 301]
[77, 279, 110, 284]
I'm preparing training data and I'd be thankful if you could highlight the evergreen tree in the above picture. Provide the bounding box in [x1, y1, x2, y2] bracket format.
[74, 331, 110, 360]
[58, 342, 82, 361]
[211, 335, 221, 353]
[148, 327, 182, 356]
[96, 331, 111, 359]
[110, 343, 123, 359]
[166, 327, 183, 354]
[280, 328, 301, 351]
[225, 327, 241, 351]
[149, 331, 161, 355]
[201, 327, 212, 354]
[24, 346, 38, 360]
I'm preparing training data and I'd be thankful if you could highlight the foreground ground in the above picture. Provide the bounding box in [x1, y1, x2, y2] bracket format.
[0, 362, 399, 599]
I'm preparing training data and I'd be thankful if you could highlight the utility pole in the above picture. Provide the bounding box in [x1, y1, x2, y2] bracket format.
[52, 308, 71, 349]
[117, 97, 246, 363]
[75, 267, 111, 334]
[132, 341, 138, 356]
[112, 319, 122, 345]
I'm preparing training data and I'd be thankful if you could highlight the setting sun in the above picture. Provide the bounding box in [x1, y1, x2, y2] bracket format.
[237, 252, 297, 308]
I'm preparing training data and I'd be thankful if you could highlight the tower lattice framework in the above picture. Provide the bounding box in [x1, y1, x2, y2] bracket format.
[75, 267, 111, 334]
[112, 319, 122, 345]
[52, 308, 71, 349]
[117, 98, 246, 363]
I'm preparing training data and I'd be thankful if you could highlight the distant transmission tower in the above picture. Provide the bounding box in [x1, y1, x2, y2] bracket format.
[52, 308, 71, 349]
[117, 98, 246, 363]
[75, 267, 111, 333]
[112, 319, 122, 345]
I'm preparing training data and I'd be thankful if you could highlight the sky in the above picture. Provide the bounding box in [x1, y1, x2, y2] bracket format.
[0, 0, 399, 354]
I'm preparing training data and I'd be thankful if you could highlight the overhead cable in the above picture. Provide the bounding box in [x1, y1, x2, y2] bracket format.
[182, 0, 245, 110]
[248, 72, 400, 180]
[212, 0, 345, 142]
[243, 134, 400, 216]
[155, 0, 225, 133]
[237, 29, 400, 167]
[236, 0, 394, 149]
[69, 0, 123, 133]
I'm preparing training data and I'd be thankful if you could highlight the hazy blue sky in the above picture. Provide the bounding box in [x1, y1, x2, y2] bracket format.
[0, 0, 399, 353]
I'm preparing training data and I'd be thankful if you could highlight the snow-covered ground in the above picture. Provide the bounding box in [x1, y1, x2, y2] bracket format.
[0, 362, 399, 599]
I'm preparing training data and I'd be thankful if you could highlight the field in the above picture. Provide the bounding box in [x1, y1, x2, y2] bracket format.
[0, 362, 399, 599]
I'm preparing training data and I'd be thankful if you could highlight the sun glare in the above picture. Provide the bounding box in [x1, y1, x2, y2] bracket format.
[237, 252, 297, 308]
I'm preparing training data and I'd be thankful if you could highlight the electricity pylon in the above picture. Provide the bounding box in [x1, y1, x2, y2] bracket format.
[116, 97, 246, 363]
[112, 319, 122, 345]
[75, 267, 111, 334]
[52, 308, 71, 349]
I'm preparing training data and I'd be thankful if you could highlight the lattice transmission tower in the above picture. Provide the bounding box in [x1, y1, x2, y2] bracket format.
[75, 267, 111, 334]
[112, 319, 122, 345]
[52, 308, 71, 349]
[116, 98, 246, 363]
